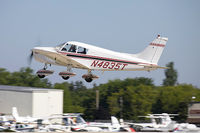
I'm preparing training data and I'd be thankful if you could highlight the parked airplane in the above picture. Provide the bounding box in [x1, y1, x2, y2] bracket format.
[42, 114, 133, 132]
[88, 116, 134, 132]
[12, 107, 39, 123]
[29, 35, 168, 82]
[126, 113, 200, 132]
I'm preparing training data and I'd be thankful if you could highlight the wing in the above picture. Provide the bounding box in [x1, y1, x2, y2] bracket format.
[46, 52, 89, 69]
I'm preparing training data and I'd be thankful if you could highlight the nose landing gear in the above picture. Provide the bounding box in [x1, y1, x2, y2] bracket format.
[36, 64, 54, 78]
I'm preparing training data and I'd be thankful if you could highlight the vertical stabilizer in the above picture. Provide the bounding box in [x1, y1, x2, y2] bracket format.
[137, 35, 168, 64]
[111, 116, 120, 126]
[12, 107, 19, 120]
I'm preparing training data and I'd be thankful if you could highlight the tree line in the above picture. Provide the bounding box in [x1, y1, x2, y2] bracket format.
[0, 62, 199, 122]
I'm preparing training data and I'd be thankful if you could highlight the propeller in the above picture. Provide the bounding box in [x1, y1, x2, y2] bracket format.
[28, 50, 34, 65]
[28, 36, 42, 65]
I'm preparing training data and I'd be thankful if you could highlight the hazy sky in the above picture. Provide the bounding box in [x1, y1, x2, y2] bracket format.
[0, 0, 200, 87]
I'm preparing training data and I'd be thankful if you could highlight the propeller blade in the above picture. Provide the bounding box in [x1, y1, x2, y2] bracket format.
[28, 51, 33, 65]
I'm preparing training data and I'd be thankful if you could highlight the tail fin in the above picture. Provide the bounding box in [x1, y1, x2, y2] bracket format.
[111, 116, 120, 125]
[12, 107, 19, 120]
[137, 35, 168, 64]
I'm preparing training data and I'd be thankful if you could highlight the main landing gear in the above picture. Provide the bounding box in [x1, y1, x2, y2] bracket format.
[82, 70, 99, 83]
[59, 66, 76, 80]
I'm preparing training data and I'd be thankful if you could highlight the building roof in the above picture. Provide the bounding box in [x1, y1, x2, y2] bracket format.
[0, 85, 63, 93]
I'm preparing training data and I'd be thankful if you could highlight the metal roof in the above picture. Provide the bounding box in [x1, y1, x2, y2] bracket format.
[0, 85, 63, 93]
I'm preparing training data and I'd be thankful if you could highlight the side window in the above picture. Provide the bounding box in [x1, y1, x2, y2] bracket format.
[77, 46, 87, 54]
[68, 45, 77, 53]
[61, 44, 71, 51]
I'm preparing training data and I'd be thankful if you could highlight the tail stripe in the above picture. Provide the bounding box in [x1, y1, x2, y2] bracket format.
[150, 43, 165, 47]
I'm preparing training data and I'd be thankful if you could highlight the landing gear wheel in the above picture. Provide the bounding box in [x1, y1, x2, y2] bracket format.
[85, 77, 93, 82]
[38, 75, 45, 78]
[62, 76, 70, 80]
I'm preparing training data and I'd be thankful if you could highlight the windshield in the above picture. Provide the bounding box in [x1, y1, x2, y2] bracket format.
[55, 42, 66, 50]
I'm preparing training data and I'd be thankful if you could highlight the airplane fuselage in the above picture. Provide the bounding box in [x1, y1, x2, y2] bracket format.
[31, 35, 168, 82]
[33, 41, 158, 72]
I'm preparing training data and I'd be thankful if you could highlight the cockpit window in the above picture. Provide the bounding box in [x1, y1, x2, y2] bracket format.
[68, 45, 77, 52]
[77, 46, 87, 54]
[61, 44, 77, 53]
[61, 44, 87, 54]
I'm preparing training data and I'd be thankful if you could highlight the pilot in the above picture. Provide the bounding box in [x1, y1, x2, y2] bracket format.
[62, 47, 67, 51]
[69, 45, 76, 52]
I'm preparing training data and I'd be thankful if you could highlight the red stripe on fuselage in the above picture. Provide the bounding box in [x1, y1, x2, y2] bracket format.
[58, 51, 156, 66]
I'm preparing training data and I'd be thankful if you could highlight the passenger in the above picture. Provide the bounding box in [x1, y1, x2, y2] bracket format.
[78, 47, 87, 54]
[73, 117, 77, 124]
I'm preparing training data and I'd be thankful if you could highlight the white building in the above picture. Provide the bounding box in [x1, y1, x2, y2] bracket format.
[0, 85, 63, 117]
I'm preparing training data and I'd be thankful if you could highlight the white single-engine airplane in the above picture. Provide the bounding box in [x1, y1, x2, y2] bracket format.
[29, 35, 168, 82]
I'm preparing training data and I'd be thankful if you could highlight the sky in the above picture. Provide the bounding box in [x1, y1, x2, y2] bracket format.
[0, 0, 200, 88]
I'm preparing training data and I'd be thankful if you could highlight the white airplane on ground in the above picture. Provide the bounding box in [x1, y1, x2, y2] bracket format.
[126, 113, 200, 132]
[88, 116, 134, 132]
[41, 114, 133, 132]
[126, 113, 175, 131]
[12, 107, 39, 123]
[29, 35, 168, 82]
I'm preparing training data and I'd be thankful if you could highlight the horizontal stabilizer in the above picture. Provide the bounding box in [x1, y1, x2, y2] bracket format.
[138, 64, 169, 69]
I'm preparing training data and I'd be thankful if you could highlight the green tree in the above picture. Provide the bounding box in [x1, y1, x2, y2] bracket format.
[96, 78, 154, 119]
[0, 67, 51, 88]
[0, 68, 11, 84]
[107, 92, 122, 117]
[152, 84, 200, 122]
[163, 62, 178, 86]
[123, 85, 157, 120]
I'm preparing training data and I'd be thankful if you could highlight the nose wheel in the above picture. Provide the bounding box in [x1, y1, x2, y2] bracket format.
[36, 64, 54, 78]
[85, 76, 93, 83]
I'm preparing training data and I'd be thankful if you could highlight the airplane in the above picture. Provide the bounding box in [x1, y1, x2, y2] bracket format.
[12, 107, 39, 123]
[44, 114, 133, 132]
[126, 113, 200, 132]
[29, 35, 168, 82]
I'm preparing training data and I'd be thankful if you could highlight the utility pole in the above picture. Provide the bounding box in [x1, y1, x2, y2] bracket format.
[120, 96, 123, 119]
[96, 90, 99, 110]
